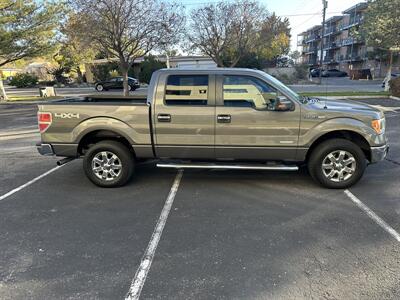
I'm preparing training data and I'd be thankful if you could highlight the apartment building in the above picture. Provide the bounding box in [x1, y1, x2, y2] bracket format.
[297, 2, 394, 78]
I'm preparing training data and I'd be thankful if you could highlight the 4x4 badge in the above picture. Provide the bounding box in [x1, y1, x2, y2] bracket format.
[54, 112, 80, 119]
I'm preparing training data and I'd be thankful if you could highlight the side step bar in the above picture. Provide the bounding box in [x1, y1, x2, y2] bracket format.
[157, 162, 298, 171]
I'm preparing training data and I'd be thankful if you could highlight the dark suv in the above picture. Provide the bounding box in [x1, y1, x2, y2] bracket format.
[322, 69, 347, 77]
[95, 77, 140, 91]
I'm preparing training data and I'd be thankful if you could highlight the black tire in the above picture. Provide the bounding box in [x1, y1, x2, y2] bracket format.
[129, 85, 137, 91]
[96, 84, 106, 92]
[307, 139, 366, 189]
[83, 140, 134, 187]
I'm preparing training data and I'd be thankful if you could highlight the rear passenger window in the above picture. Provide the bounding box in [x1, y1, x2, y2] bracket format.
[165, 75, 208, 106]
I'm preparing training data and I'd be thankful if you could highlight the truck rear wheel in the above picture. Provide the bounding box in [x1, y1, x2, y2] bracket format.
[83, 140, 134, 187]
[307, 139, 366, 189]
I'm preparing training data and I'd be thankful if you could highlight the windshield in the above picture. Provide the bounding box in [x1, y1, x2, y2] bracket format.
[259, 71, 302, 102]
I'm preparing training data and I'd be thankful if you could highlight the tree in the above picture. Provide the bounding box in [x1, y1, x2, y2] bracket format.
[256, 13, 291, 66]
[187, 0, 266, 67]
[0, 0, 62, 100]
[187, 0, 290, 68]
[59, 13, 97, 83]
[361, 0, 400, 91]
[138, 55, 166, 84]
[219, 13, 290, 68]
[72, 0, 184, 96]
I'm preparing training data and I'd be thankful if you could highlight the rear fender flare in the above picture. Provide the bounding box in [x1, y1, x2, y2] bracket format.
[72, 117, 136, 145]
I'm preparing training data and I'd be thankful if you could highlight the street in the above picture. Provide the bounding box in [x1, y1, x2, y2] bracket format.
[3, 77, 385, 100]
[0, 98, 399, 299]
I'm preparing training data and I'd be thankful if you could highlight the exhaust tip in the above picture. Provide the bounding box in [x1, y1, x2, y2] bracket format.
[57, 157, 75, 166]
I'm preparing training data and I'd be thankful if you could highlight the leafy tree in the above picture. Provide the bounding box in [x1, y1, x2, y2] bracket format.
[361, 0, 400, 90]
[187, 1, 290, 68]
[72, 0, 185, 96]
[59, 13, 97, 83]
[188, 0, 267, 67]
[139, 56, 166, 84]
[47, 51, 74, 84]
[90, 62, 120, 82]
[0, 0, 62, 100]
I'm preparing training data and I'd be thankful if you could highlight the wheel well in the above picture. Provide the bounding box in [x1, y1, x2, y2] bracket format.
[78, 130, 135, 157]
[306, 130, 371, 162]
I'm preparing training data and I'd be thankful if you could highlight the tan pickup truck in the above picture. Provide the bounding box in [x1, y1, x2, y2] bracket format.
[37, 68, 388, 188]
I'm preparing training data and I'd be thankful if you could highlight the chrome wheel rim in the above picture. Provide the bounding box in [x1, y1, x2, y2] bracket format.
[92, 151, 122, 181]
[322, 150, 356, 182]
[96, 85, 103, 91]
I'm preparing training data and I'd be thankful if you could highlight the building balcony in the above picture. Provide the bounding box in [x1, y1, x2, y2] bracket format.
[306, 58, 318, 65]
[340, 54, 368, 62]
[324, 27, 339, 36]
[297, 39, 305, 46]
[304, 34, 321, 43]
[340, 37, 363, 46]
[323, 56, 340, 64]
[323, 41, 341, 50]
[339, 16, 364, 30]
[304, 47, 319, 54]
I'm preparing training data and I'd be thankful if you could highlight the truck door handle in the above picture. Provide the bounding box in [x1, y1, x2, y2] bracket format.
[217, 114, 231, 123]
[157, 114, 171, 122]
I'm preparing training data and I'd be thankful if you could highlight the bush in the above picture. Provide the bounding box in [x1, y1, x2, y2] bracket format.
[139, 55, 166, 84]
[294, 64, 308, 80]
[90, 62, 120, 81]
[9, 73, 38, 88]
[273, 73, 295, 84]
[390, 77, 400, 97]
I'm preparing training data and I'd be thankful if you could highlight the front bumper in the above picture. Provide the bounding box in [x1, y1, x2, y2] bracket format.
[36, 143, 54, 156]
[370, 144, 389, 163]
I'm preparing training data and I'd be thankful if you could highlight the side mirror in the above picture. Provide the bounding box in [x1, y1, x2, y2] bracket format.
[268, 98, 294, 111]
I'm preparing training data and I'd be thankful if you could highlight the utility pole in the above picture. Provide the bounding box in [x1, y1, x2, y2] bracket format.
[319, 0, 328, 84]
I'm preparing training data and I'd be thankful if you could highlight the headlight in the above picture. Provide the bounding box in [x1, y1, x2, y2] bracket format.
[371, 118, 385, 134]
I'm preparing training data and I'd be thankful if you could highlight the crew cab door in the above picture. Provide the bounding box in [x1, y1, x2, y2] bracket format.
[153, 73, 215, 159]
[215, 74, 300, 160]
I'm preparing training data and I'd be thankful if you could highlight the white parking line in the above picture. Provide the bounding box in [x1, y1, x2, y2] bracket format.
[125, 170, 184, 300]
[0, 165, 65, 202]
[344, 189, 400, 242]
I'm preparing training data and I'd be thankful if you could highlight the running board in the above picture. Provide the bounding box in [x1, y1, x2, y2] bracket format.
[156, 162, 298, 171]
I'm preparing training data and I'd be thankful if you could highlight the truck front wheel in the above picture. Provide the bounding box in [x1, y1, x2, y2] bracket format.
[307, 139, 366, 189]
[83, 140, 134, 187]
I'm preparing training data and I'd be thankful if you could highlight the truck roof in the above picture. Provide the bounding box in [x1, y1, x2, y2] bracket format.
[156, 67, 263, 74]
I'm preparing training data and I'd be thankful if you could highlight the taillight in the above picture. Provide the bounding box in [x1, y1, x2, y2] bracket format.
[38, 112, 52, 133]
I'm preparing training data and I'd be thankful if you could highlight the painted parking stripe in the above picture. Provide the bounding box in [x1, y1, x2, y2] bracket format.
[125, 170, 184, 300]
[345, 189, 400, 242]
[0, 165, 65, 202]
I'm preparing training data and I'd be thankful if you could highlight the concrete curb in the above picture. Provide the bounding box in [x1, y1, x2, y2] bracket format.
[390, 96, 400, 101]
[0, 98, 68, 105]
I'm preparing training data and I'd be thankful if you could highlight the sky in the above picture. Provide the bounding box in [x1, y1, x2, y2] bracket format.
[179, 0, 365, 51]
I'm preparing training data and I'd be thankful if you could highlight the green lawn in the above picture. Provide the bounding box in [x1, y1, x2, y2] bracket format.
[5, 96, 65, 102]
[299, 91, 390, 97]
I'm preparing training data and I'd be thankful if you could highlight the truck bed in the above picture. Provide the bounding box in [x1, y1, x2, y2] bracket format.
[38, 95, 152, 157]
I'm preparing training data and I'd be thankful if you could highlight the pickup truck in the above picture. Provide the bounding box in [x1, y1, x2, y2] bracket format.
[37, 68, 388, 189]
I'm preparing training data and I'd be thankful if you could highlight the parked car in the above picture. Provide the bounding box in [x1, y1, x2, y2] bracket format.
[322, 69, 347, 77]
[381, 73, 400, 88]
[310, 68, 322, 77]
[95, 76, 140, 91]
[37, 68, 388, 189]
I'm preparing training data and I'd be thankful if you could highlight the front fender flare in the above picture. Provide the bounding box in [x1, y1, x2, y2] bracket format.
[300, 117, 379, 147]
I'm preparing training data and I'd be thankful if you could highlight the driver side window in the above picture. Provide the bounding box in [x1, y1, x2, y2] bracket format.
[223, 75, 279, 110]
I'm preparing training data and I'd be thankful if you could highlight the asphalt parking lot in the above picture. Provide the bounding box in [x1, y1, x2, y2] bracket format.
[0, 98, 400, 299]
